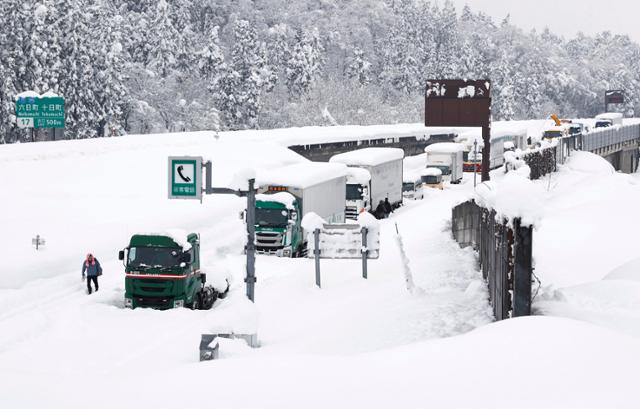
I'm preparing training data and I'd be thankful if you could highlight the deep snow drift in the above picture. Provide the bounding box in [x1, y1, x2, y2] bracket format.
[1, 128, 639, 408]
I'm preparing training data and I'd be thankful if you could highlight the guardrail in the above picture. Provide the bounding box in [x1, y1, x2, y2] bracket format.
[583, 123, 640, 152]
[452, 200, 533, 320]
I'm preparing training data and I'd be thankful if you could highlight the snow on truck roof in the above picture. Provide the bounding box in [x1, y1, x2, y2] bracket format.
[258, 162, 348, 189]
[424, 143, 464, 153]
[421, 167, 443, 176]
[346, 167, 371, 184]
[329, 147, 404, 166]
[256, 192, 296, 209]
[596, 113, 623, 120]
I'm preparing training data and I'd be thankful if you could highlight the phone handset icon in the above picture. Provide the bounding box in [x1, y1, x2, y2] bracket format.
[177, 165, 192, 182]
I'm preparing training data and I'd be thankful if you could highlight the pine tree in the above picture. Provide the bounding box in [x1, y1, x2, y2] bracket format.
[212, 19, 274, 129]
[285, 28, 324, 98]
[346, 47, 372, 86]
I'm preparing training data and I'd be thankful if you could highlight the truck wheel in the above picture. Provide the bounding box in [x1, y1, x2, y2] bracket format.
[189, 293, 201, 310]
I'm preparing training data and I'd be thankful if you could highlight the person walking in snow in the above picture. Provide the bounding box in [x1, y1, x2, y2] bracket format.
[383, 197, 393, 218]
[374, 200, 386, 219]
[82, 253, 102, 294]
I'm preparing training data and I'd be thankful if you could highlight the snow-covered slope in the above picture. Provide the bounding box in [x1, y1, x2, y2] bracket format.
[1, 129, 639, 408]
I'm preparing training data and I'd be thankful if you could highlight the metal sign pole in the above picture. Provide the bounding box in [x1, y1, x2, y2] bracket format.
[473, 139, 478, 187]
[481, 125, 491, 182]
[314, 229, 321, 288]
[361, 227, 368, 279]
[245, 178, 256, 302]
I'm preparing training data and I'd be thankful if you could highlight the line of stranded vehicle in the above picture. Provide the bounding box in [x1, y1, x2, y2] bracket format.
[122, 113, 619, 310]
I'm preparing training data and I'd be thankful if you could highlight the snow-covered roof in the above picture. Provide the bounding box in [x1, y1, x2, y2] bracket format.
[329, 147, 404, 167]
[256, 192, 296, 209]
[421, 167, 443, 176]
[457, 128, 527, 142]
[41, 91, 60, 98]
[346, 167, 371, 185]
[14, 90, 40, 100]
[259, 162, 348, 189]
[596, 113, 623, 120]
[403, 169, 422, 182]
[424, 143, 464, 154]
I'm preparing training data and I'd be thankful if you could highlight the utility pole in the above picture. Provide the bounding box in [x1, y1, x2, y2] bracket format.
[481, 124, 491, 182]
[473, 139, 478, 187]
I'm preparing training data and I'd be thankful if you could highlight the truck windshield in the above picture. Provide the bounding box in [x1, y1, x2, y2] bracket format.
[128, 247, 181, 269]
[595, 121, 611, 128]
[422, 175, 441, 184]
[543, 131, 563, 139]
[403, 182, 416, 192]
[428, 165, 450, 175]
[346, 184, 364, 200]
[256, 208, 288, 227]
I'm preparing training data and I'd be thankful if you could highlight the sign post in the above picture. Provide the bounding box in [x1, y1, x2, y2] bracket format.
[425, 79, 492, 181]
[168, 158, 257, 302]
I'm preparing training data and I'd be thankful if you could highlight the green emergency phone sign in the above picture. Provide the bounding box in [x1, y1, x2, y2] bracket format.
[168, 156, 202, 200]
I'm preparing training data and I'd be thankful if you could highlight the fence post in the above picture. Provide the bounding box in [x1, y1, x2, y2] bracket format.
[513, 219, 532, 317]
[314, 228, 321, 288]
[361, 227, 368, 279]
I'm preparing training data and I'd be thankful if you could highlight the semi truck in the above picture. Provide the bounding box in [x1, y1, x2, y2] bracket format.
[456, 129, 527, 172]
[118, 232, 228, 310]
[329, 147, 404, 219]
[421, 167, 443, 190]
[595, 112, 623, 127]
[424, 143, 464, 183]
[255, 162, 347, 257]
[403, 169, 424, 200]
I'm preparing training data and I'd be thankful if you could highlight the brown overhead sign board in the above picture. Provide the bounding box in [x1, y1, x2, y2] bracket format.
[425, 79, 491, 127]
[605, 90, 624, 105]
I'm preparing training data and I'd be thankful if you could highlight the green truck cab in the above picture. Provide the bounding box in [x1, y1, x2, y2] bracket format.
[255, 191, 302, 257]
[119, 233, 226, 310]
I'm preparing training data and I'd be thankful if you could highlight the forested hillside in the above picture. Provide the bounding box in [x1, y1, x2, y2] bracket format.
[1, 0, 638, 143]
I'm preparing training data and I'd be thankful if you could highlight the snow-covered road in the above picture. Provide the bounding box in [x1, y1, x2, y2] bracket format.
[1, 131, 640, 408]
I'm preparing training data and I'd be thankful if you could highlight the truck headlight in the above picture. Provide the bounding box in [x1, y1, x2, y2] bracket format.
[173, 300, 184, 308]
[125, 298, 133, 308]
[282, 247, 292, 257]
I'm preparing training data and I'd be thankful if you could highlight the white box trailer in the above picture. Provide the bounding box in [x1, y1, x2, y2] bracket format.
[330, 147, 404, 218]
[424, 143, 464, 183]
[256, 162, 348, 256]
[259, 162, 348, 223]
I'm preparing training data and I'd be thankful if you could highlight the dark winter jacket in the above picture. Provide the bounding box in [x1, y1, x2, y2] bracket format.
[383, 199, 393, 215]
[82, 258, 102, 277]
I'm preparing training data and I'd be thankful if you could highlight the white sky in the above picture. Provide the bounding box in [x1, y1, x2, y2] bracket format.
[449, 0, 640, 42]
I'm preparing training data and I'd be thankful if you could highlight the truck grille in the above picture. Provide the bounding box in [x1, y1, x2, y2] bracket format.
[255, 232, 283, 250]
[134, 296, 172, 309]
[345, 206, 359, 220]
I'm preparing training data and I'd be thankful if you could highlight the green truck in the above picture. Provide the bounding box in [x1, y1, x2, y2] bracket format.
[118, 232, 227, 310]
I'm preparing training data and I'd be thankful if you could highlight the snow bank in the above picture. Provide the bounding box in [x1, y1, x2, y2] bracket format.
[329, 147, 404, 167]
[566, 151, 615, 174]
[403, 169, 422, 183]
[474, 172, 544, 226]
[424, 142, 464, 153]
[301, 212, 325, 232]
[228, 167, 257, 190]
[256, 192, 296, 210]
[258, 162, 347, 189]
[604, 257, 640, 282]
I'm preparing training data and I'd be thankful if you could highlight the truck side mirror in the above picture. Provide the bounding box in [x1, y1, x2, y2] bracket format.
[118, 250, 125, 261]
